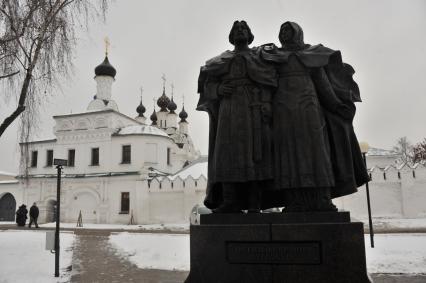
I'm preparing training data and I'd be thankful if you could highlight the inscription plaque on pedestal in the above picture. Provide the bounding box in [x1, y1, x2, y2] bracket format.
[227, 241, 321, 264]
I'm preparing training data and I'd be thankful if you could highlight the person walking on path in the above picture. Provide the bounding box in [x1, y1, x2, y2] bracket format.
[29, 202, 39, 228]
[15, 204, 28, 227]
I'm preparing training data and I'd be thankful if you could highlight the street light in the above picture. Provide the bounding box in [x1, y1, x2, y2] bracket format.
[53, 158, 67, 277]
[359, 142, 374, 248]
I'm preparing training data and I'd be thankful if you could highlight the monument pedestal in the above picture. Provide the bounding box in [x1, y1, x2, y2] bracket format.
[185, 212, 372, 283]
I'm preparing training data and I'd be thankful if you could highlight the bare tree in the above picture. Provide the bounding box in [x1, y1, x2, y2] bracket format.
[392, 136, 414, 163]
[0, 0, 109, 138]
[412, 138, 426, 163]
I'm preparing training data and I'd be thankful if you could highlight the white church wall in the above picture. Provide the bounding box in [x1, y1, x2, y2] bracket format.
[110, 135, 176, 174]
[135, 180, 150, 223]
[401, 180, 426, 218]
[366, 155, 399, 168]
[67, 188, 101, 223]
[337, 165, 426, 220]
[103, 177, 138, 224]
[149, 191, 185, 223]
[25, 141, 57, 176]
[139, 176, 206, 224]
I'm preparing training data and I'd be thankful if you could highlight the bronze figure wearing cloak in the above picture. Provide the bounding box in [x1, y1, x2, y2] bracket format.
[261, 21, 370, 212]
[197, 21, 277, 213]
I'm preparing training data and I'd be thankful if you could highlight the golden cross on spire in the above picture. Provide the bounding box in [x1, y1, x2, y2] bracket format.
[153, 97, 156, 108]
[140, 86, 143, 101]
[161, 73, 166, 90]
[170, 83, 174, 97]
[104, 36, 110, 56]
[182, 93, 185, 106]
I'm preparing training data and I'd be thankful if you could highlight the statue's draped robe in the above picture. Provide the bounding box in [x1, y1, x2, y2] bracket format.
[197, 48, 277, 209]
[262, 22, 369, 199]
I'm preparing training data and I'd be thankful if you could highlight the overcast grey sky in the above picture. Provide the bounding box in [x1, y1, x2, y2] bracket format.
[1, 0, 425, 173]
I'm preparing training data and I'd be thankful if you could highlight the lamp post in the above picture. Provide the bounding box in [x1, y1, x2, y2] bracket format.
[359, 142, 374, 248]
[53, 158, 67, 277]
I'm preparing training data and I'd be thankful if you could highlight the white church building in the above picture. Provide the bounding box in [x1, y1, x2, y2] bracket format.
[0, 54, 207, 224]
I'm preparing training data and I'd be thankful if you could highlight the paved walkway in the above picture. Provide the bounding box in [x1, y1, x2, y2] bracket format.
[371, 274, 426, 283]
[70, 230, 188, 283]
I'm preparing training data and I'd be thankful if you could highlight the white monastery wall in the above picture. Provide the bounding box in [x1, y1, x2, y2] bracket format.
[1, 166, 426, 224]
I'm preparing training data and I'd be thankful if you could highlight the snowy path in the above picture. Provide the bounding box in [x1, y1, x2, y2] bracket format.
[0, 230, 75, 283]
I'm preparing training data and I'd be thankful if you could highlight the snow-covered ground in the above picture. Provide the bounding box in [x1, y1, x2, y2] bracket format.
[367, 233, 426, 273]
[109, 232, 426, 274]
[366, 218, 426, 231]
[40, 222, 189, 232]
[109, 232, 190, 271]
[0, 230, 75, 283]
[0, 221, 15, 225]
[35, 218, 426, 232]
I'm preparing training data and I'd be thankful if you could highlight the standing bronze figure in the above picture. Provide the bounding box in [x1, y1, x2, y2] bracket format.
[262, 21, 370, 212]
[197, 21, 277, 213]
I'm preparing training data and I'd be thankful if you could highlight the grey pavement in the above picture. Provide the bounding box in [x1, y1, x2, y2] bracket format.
[70, 229, 188, 283]
[371, 274, 426, 283]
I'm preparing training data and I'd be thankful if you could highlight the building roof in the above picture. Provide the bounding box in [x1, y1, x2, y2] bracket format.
[94, 56, 117, 78]
[53, 108, 130, 120]
[19, 138, 57, 145]
[114, 125, 169, 138]
[0, 180, 19, 184]
[157, 88, 170, 112]
[367, 147, 399, 156]
[170, 156, 207, 180]
[0, 170, 17, 176]
[136, 100, 146, 117]
[17, 171, 140, 179]
[179, 105, 188, 122]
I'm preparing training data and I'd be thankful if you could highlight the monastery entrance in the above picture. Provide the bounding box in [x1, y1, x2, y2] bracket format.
[46, 199, 57, 223]
[0, 193, 16, 221]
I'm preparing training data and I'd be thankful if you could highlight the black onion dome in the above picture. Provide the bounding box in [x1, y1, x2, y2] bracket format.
[95, 56, 116, 78]
[157, 88, 170, 112]
[150, 109, 158, 125]
[167, 97, 177, 113]
[136, 101, 146, 117]
[179, 106, 188, 122]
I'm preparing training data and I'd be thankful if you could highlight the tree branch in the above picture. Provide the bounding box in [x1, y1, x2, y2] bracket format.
[0, 70, 19, 79]
[0, 105, 26, 137]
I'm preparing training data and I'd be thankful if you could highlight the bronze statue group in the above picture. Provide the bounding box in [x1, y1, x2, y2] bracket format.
[197, 21, 369, 213]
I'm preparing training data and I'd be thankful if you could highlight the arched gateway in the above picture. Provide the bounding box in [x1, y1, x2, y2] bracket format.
[0, 193, 16, 221]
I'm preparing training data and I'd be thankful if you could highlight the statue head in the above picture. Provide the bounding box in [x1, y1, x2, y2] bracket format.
[229, 20, 254, 46]
[279, 21, 305, 48]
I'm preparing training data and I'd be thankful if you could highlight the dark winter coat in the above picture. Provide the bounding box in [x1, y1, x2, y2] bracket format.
[16, 205, 28, 226]
[30, 205, 39, 218]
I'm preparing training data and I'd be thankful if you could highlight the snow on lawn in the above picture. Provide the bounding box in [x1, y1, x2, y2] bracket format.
[109, 232, 426, 274]
[366, 233, 426, 273]
[40, 222, 189, 232]
[0, 230, 75, 283]
[37, 218, 426, 232]
[369, 218, 426, 230]
[0, 221, 15, 225]
[109, 232, 190, 271]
